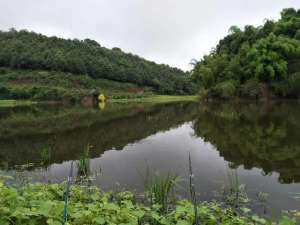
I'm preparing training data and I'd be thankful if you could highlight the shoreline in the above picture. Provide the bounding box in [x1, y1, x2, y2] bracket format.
[0, 99, 37, 107]
[0, 95, 199, 107]
[109, 95, 198, 103]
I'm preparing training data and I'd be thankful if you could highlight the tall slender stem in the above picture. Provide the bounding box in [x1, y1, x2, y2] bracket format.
[62, 161, 73, 225]
[189, 152, 199, 225]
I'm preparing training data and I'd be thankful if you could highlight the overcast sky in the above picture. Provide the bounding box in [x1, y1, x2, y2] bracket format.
[0, 0, 299, 70]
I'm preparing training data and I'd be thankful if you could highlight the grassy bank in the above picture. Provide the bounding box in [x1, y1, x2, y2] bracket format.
[0, 95, 198, 108]
[0, 181, 296, 225]
[0, 68, 198, 104]
[0, 67, 154, 102]
[0, 99, 37, 107]
[110, 95, 198, 103]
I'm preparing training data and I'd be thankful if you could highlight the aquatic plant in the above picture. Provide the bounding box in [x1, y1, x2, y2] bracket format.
[11, 164, 34, 187]
[40, 146, 51, 166]
[76, 145, 91, 178]
[256, 191, 269, 214]
[145, 173, 180, 213]
[222, 169, 249, 209]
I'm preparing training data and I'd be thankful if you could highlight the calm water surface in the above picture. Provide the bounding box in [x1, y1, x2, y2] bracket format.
[0, 101, 300, 216]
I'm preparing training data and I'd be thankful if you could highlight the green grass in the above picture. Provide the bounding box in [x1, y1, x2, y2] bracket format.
[0, 99, 37, 107]
[110, 95, 199, 103]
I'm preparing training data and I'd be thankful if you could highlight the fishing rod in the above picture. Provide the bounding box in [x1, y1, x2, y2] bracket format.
[62, 161, 74, 225]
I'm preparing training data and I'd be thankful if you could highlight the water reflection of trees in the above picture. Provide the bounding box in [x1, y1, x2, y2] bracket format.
[0, 102, 198, 168]
[193, 101, 300, 184]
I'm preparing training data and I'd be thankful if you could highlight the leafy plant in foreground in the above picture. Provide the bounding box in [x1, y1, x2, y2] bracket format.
[0, 180, 297, 225]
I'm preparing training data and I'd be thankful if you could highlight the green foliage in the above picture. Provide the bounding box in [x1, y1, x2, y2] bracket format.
[197, 88, 210, 100]
[211, 80, 236, 99]
[0, 181, 295, 225]
[271, 72, 300, 97]
[228, 25, 242, 34]
[295, 30, 300, 40]
[240, 79, 261, 98]
[192, 8, 300, 99]
[0, 29, 194, 95]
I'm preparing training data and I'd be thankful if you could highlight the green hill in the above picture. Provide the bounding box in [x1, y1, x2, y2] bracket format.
[191, 8, 300, 99]
[0, 29, 195, 101]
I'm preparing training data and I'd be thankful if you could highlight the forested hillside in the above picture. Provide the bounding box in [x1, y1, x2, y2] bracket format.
[0, 29, 195, 95]
[191, 8, 300, 99]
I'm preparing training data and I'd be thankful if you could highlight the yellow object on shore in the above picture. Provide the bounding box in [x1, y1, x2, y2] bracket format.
[98, 94, 106, 102]
[98, 102, 106, 110]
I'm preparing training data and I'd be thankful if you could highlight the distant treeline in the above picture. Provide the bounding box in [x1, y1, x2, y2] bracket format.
[191, 8, 300, 99]
[0, 29, 195, 95]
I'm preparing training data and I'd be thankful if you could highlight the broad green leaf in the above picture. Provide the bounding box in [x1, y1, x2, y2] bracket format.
[94, 216, 106, 224]
[279, 216, 296, 225]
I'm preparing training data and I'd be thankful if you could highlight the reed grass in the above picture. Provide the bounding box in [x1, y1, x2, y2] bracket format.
[76, 145, 91, 178]
[145, 173, 180, 213]
[40, 146, 51, 166]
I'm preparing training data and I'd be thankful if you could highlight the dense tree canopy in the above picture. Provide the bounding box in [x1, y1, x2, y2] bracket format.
[0, 29, 195, 95]
[192, 8, 300, 99]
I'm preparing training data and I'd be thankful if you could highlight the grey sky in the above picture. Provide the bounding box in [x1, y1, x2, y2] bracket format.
[0, 0, 299, 70]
